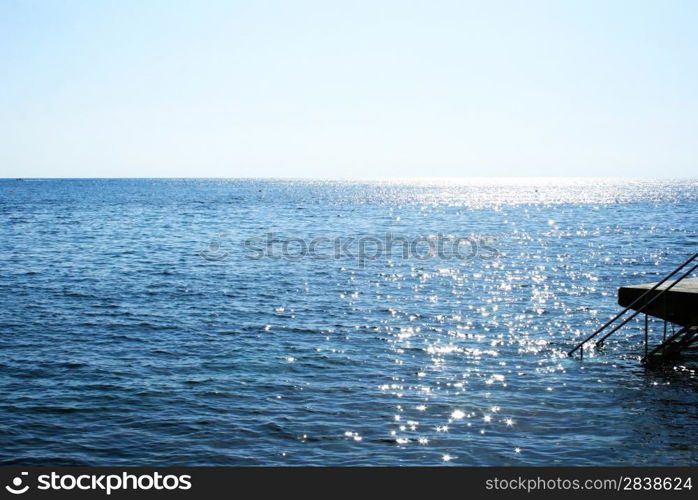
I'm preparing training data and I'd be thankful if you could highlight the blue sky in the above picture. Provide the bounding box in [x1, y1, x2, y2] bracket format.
[1, 0, 697, 178]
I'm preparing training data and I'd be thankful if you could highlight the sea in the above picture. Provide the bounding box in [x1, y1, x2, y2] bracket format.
[1, 178, 697, 465]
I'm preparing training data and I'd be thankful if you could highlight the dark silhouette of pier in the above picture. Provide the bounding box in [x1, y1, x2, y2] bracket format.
[569, 253, 698, 365]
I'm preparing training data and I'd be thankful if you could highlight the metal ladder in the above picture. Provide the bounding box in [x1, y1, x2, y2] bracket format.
[642, 326, 698, 366]
[567, 252, 698, 363]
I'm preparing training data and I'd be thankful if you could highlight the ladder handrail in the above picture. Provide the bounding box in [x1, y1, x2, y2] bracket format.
[567, 252, 698, 357]
[594, 261, 698, 344]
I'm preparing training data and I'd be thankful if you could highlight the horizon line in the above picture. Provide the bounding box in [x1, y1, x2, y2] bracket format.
[3, 175, 698, 182]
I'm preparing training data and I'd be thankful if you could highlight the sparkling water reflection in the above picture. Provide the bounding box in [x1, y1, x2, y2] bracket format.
[0, 178, 697, 465]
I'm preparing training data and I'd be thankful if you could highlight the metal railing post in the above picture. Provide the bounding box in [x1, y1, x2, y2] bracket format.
[644, 313, 648, 359]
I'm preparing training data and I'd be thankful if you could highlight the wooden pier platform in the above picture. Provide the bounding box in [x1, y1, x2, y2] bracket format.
[618, 277, 698, 327]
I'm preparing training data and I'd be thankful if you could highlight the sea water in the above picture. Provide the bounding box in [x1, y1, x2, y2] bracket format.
[1, 178, 696, 465]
